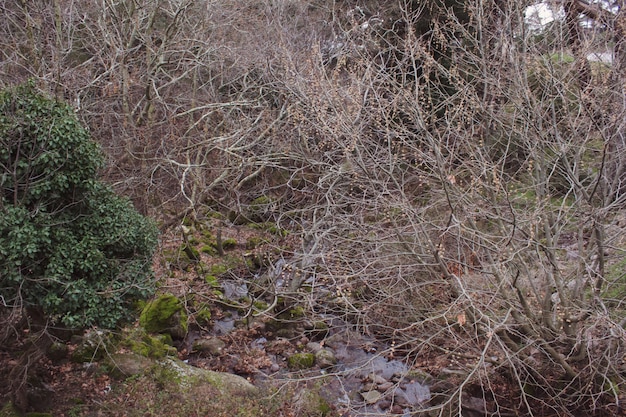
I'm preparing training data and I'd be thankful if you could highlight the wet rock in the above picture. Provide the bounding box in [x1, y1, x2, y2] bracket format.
[362, 382, 377, 392]
[367, 373, 387, 385]
[377, 381, 394, 391]
[250, 337, 267, 350]
[269, 363, 281, 373]
[378, 398, 392, 410]
[397, 381, 430, 405]
[192, 337, 225, 355]
[306, 341, 323, 353]
[360, 390, 382, 404]
[214, 317, 237, 335]
[394, 393, 410, 408]
[314, 348, 337, 369]
[292, 387, 333, 416]
[462, 395, 487, 417]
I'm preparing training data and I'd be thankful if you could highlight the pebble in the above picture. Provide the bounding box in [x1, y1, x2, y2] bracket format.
[377, 381, 394, 391]
[360, 390, 382, 404]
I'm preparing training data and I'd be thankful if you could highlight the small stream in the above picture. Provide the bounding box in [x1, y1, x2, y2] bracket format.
[314, 323, 431, 416]
[205, 281, 432, 417]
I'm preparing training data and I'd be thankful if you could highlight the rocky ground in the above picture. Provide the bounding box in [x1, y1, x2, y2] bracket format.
[0, 213, 509, 417]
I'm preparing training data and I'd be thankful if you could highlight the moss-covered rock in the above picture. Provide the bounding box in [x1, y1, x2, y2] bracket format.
[209, 264, 228, 276]
[248, 221, 287, 236]
[71, 329, 115, 363]
[227, 210, 248, 225]
[204, 274, 220, 288]
[46, 341, 69, 362]
[139, 294, 188, 339]
[105, 352, 154, 379]
[247, 196, 273, 222]
[287, 353, 316, 370]
[122, 329, 177, 359]
[222, 237, 238, 249]
[181, 243, 200, 262]
[291, 387, 333, 416]
[246, 236, 265, 249]
[154, 357, 258, 395]
[200, 244, 216, 255]
[314, 348, 337, 369]
[163, 247, 196, 271]
[195, 304, 213, 326]
[304, 321, 330, 341]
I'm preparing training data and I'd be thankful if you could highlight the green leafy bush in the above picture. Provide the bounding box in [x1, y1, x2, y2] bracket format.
[0, 83, 158, 329]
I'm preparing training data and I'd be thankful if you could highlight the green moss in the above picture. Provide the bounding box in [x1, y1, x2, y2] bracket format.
[123, 329, 177, 359]
[603, 256, 626, 305]
[200, 245, 216, 255]
[288, 306, 305, 318]
[139, 294, 188, 336]
[163, 247, 195, 271]
[209, 264, 228, 276]
[252, 300, 269, 312]
[181, 244, 200, 262]
[251, 195, 272, 206]
[603, 377, 620, 397]
[228, 210, 248, 225]
[294, 389, 333, 416]
[207, 211, 224, 220]
[244, 196, 274, 222]
[196, 262, 209, 274]
[246, 236, 265, 249]
[248, 221, 287, 237]
[204, 274, 220, 288]
[150, 361, 184, 388]
[548, 52, 575, 64]
[196, 308, 212, 325]
[222, 238, 238, 249]
[287, 353, 316, 370]
[0, 403, 20, 417]
[305, 321, 330, 340]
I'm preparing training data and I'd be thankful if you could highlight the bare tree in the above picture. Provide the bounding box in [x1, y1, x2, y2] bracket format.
[2, 0, 626, 415]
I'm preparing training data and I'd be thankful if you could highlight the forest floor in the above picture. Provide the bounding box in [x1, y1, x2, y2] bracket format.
[1, 214, 620, 417]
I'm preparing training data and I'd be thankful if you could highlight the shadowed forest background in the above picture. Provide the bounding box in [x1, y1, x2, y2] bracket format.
[2, 1, 626, 416]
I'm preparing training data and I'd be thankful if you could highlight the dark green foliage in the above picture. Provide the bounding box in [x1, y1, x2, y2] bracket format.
[0, 83, 158, 329]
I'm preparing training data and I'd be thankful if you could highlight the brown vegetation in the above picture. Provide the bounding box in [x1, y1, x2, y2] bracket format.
[2, 0, 626, 416]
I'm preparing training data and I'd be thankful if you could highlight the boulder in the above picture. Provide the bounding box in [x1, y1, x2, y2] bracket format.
[287, 352, 316, 370]
[314, 348, 337, 369]
[70, 329, 115, 363]
[156, 357, 258, 396]
[139, 294, 188, 339]
[106, 353, 154, 378]
[192, 337, 226, 356]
